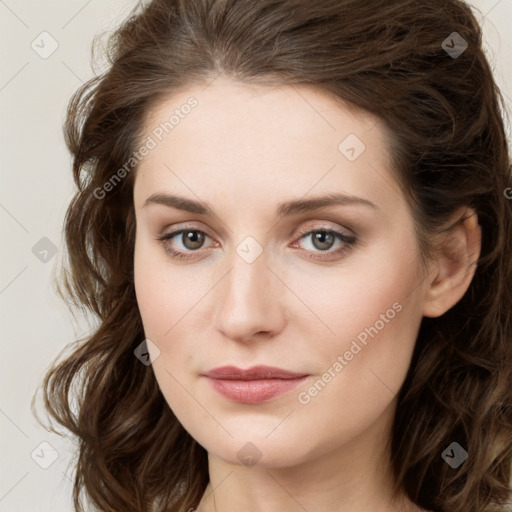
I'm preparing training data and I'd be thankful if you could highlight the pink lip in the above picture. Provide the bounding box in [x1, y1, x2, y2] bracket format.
[202, 365, 310, 404]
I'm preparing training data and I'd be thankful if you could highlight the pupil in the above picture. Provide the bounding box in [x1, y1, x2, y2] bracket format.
[184, 231, 203, 249]
[314, 231, 334, 250]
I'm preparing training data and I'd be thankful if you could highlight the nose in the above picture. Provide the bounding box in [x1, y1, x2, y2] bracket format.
[213, 246, 288, 344]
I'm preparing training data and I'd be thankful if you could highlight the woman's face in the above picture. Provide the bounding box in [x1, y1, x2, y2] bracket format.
[133, 77, 431, 469]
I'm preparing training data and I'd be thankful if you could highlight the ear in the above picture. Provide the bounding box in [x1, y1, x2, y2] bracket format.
[422, 207, 482, 318]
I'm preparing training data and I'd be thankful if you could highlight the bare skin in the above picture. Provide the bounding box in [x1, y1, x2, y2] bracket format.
[132, 77, 481, 512]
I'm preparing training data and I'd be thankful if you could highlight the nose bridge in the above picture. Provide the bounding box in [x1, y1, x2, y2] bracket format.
[225, 242, 273, 311]
[214, 238, 283, 340]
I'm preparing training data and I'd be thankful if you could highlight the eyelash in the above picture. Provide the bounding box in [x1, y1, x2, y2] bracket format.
[156, 225, 357, 262]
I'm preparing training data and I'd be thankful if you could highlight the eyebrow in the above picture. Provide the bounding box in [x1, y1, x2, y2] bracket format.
[142, 192, 378, 219]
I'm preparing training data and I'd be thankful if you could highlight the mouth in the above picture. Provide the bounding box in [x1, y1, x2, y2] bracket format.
[201, 365, 311, 404]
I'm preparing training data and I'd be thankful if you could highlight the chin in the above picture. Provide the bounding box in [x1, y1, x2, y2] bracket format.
[196, 428, 320, 469]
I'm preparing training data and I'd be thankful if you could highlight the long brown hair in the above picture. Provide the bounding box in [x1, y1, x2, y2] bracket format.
[32, 0, 512, 511]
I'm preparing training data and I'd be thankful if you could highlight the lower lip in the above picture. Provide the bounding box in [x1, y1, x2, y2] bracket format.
[205, 376, 309, 404]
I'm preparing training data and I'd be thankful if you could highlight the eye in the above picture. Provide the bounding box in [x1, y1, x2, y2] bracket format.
[157, 228, 215, 260]
[156, 225, 357, 261]
[292, 225, 357, 261]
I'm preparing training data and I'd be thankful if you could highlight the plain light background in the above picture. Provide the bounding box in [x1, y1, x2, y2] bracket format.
[0, 1, 511, 511]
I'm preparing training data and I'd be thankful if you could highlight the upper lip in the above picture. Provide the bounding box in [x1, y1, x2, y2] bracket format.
[202, 365, 309, 380]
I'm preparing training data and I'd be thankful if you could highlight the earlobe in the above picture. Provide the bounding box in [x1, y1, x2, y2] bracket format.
[422, 208, 482, 318]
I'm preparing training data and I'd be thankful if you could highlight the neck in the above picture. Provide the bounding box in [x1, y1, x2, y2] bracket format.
[196, 401, 424, 512]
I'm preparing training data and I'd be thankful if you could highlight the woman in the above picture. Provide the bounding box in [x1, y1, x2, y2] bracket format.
[32, 0, 512, 511]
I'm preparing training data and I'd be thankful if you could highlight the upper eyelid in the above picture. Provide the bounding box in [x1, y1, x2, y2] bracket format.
[160, 221, 353, 240]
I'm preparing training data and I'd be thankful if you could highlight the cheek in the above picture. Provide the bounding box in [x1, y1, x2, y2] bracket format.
[296, 295, 421, 445]
[134, 234, 194, 333]
[296, 236, 421, 345]
[134, 241, 199, 418]
[133, 237, 213, 377]
[133, 235, 190, 360]
[134, 239, 166, 335]
[297, 237, 423, 395]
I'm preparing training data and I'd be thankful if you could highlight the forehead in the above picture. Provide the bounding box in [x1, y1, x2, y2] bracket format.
[133, 77, 401, 218]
